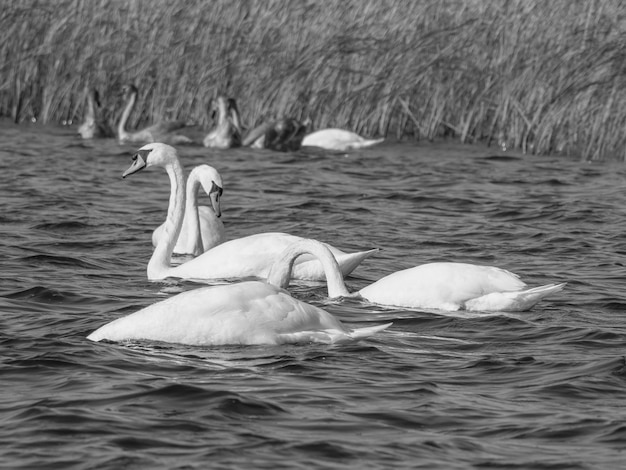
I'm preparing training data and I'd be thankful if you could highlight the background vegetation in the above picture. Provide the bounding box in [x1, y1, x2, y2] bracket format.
[2, 0, 626, 159]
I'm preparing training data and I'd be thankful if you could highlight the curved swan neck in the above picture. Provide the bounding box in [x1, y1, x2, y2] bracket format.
[182, 172, 203, 254]
[118, 89, 136, 140]
[267, 240, 350, 298]
[148, 157, 185, 279]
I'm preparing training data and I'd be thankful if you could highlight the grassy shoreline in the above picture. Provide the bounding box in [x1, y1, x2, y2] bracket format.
[2, 0, 626, 160]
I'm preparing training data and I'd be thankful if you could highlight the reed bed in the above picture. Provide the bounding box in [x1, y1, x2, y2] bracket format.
[2, 0, 626, 159]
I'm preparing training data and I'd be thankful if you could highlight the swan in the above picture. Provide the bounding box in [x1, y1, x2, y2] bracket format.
[86, 239, 391, 346]
[302, 128, 384, 151]
[152, 164, 225, 256]
[242, 118, 306, 151]
[77, 88, 114, 139]
[203, 96, 242, 148]
[123, 143, 377, 281]
[117, 84, 192, 145]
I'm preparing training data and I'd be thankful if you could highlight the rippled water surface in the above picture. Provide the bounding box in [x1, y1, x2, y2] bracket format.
[1, 120, 626, 469]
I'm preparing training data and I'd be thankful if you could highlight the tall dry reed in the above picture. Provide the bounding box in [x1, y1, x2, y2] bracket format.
[2, 0, 626, 160]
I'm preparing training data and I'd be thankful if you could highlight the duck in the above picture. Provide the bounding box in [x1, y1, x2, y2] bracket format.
[301, 128, 384, 151]
[203, 96, 242, 148]
[86, 239, 391, 346]
[117, 84, 192, 145]
[123, 143, 377, 281]
[243, 117, 306, 151]
[152, 164, 225, 256]
[77, 88, 114, 139]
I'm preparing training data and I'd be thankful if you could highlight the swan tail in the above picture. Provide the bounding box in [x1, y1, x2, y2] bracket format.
[347, 322, 393, 340]
[465, 283, 566, 312]
[275, 322, 391, 344]
[349, 138, 384, 150]
[337, 248, 379, 277]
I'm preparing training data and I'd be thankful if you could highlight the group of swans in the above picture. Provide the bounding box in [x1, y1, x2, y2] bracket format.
[87, 143, 565, 347]
[78, 84, 385, 151]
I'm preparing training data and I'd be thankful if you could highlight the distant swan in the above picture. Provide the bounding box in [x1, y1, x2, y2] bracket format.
[86, 239, 391, 346]
[203, 96, 242, 148]
[117, 84, 191, 145]
[152, 164, 225, 256]
[243, 118, 306, 151]
[302, 128, 383, 151]
[77, 88, 114, 139]
[123, 143, 377, 281]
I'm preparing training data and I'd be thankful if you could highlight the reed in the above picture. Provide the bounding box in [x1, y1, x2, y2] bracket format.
[2, 0, 626, 160]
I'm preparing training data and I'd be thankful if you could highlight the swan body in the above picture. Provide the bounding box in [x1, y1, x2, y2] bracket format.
[302, 129, 383, 151]
[87, 239, 391, 346]
[152, 165, 225, 256]
[203, 96, 242, 148]
[243, 118, 306, 151]
[123, 143, 377, 281]
[117, 84, 191, 145]
[357, 262, 565, 312]
[78, 88, 114, 139]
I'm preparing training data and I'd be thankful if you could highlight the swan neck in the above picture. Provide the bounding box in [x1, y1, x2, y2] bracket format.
[267, 240, 350, 298]
[147, 159, 185, 279]
[118, 91, 135, 139]
[182, 173, 203, 254]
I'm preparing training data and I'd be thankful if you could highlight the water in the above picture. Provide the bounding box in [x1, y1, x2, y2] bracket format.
[1, 120, 625, 469]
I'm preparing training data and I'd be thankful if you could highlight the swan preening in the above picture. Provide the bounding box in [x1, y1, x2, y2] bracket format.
[302, 128, 384, 151]
[152, 164, 225, 256]
[117, 84, 192, 145]
[203, 96, 242, 149]
[124, 143, 377, 281]
[243, 118, 307, 151]
[78, 88, 114, 139]
[87, 239, 391, 346]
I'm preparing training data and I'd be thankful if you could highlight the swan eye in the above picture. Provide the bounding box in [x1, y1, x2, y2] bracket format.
[136, 149, 152, 160]
[210, 182, 223, 198]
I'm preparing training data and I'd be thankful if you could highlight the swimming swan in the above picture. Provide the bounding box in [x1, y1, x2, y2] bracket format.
[86, 239, 391, 346]
[123, 143, 377, 281]
[117, 84, 191, 145]
[152, 164, 225, 256]
[302, 128, 384, 151]
[78, 88, 114, 139]
[267, 250, 565, 312]
[203, 96, 242, 148]
[242, 118, 306, 151]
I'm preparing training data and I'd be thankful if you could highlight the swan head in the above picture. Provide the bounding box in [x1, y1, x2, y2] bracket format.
[189, 164, 224, 217]
[122, 143, 177, 178]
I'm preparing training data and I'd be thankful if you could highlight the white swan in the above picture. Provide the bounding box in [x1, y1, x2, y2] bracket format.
[78, 88, 114, 139]
[117, 84, 192, 145]
[243, 118, 306, 151]
[123, 143, 377, 281]
[302, 128, 384, 151]
[87, 239, 391, 346]
[357, 263, 566, 312]
[152, 164, 225, 256]
[267, 248, 564, 312]
[203, 96, 242, 148]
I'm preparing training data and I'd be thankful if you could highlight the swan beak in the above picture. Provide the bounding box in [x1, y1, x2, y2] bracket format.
[122, 153, 147, 178]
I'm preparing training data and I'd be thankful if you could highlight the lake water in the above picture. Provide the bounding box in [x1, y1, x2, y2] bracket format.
[1, 120, 625, 469]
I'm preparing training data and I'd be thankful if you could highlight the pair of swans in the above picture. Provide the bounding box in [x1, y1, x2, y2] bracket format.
[87, 239, 392, 346]
[87, 235, 564, 346]
[129, 143, 565, 311]
[127, 143, 377, 281]
[77, 88, 114, 139]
